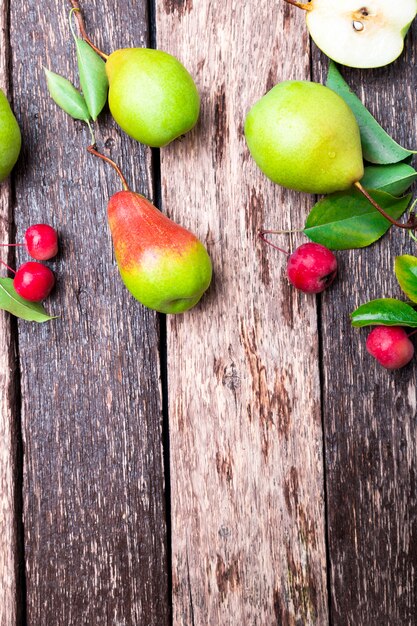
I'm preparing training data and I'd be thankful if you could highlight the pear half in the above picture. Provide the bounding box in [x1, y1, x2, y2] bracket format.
[297, 0, 417, 68]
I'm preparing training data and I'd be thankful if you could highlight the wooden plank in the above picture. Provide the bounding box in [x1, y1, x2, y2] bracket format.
[313, 27, 417, 623]
[0, 1, 22, 624]
[157, 2, 329, 623]
[10, 1, 169, 623]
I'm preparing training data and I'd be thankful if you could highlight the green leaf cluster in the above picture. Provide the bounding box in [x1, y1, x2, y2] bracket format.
[303, 63, 417, 251]
[304, 187, 411, 250]
[332, 60, 417, 330]
[44, 11, 108, 124]
[326, 62, 416, 165]
[351, 256, 417, 328]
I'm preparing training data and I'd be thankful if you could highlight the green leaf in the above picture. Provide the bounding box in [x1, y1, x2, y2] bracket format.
[75, 38, 108, 121]
[0, 278, 56, 322]
[326, 62, 416, 165]
[304, 188, 411, 249]
[351, 298, 417, 328]
[361, 164, 417, 196]
[44, 68, 91, 122]
[395, 255, 417, 303]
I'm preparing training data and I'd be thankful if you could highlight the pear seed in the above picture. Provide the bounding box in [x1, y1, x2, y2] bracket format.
[353, 20, 364, 31]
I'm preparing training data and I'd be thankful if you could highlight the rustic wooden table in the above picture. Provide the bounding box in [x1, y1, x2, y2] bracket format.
[0, 1, 416, 624]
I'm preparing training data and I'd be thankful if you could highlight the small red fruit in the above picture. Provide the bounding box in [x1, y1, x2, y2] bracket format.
[287, 242, 337, 293]
[13, 262, 55, 302]
[366, 326, 414, 370]
[25, 224, 58, 260]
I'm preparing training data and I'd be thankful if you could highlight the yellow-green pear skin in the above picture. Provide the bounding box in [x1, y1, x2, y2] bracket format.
[0, 89, 21, 182]
[244, 81, 364, 194]
[106, 48, 200, 148]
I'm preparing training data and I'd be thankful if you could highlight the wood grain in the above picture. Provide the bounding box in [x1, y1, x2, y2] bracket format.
[10, 1, 169, 623]
[313, 23, 417, 625]
[0, 1, 22, 624]
[157, 2, 329, 623]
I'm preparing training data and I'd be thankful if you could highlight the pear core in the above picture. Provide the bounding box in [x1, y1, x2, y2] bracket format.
[244, 81, 364, 194]
[305, 0, 417, 68]
[106, 48, 200, 148]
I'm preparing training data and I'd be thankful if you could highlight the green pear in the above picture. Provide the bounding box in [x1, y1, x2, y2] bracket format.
[286, 0, 417, 69]
[106, 48, 200, 148]
[0, 89, 21, 181]
[107, 190, 212, 314]
[244, 81, 364, 194]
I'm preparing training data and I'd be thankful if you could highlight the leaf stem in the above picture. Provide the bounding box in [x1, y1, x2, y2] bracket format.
[354, 181, 417, 230]
[87, 144, 130, 191]
[0, 259, 16, 274]
[68, 2, 109, 60]
[258, 230, 290, 255]
[283, 0, 313, 11]
[86, 120, 96, 146]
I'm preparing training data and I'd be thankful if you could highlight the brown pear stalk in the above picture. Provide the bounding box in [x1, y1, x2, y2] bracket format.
[284, 0, 312, 10]
[69, 0, 108, 59]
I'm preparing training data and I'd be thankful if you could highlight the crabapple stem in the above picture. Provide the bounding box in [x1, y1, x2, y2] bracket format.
[354, 181, 417, 230]
[87, 144, 130, 191]
[283, 0, 313, 11]
[260, 228, 303, 235]
[0, 243, 25, 247]
[0, 259, 16, 274]
[258, 230, 290, 255]
[408, 329, 417, 338]
[69, 1, 109, 60]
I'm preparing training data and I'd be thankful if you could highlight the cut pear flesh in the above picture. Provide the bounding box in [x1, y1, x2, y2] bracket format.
[304, 0, 417, 68]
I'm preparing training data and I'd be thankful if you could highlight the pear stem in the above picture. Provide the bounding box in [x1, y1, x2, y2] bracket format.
[0, 259, 16, 275]
[258, 230, 290, 255]
[354, 181, 417, 230]
[283, 0, 313, 11]
[87, 144, 130, 192]
[69, 2, 109, 60]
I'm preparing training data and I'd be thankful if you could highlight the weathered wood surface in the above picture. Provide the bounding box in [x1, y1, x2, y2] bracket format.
[313, 24, 417, 624]
[158, 2, 329, 623]
[0, 2, 21, 625]
[9, 1, 168, 624]
[1, 0, 417, 624]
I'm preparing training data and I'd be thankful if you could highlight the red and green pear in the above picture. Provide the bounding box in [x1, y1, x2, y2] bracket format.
[107, 191, 212, 314]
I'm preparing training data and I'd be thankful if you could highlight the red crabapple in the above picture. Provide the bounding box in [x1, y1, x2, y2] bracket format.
[366, 326, 414, 370]
[287, 242, 337, 294]
[24, 224, 58, 260]
[13, 262, 55, 302]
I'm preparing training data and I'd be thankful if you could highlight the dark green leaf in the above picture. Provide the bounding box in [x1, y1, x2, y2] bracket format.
[44, 68, 91, 122]
[304, 188, 411, 249]
[75, 38, 108, 121]
[326, 62, 416, 164]
[395, 255, 417, 303]
[361, 164, 417, 196]
[0, 278, 56, 322]
[351, 298, 417, 328]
